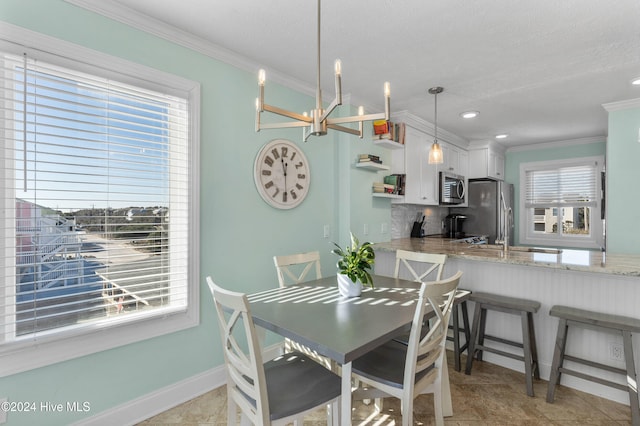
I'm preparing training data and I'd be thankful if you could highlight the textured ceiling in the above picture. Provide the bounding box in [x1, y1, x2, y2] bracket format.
[83, 0, 640, 148]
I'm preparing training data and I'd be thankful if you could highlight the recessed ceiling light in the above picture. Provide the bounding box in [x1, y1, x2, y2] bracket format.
[632, 77, 640, 86]
[460, 111, 479, 119]
[495, 134, 508, 139]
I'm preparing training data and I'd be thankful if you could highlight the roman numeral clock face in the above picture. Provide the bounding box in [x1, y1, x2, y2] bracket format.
[254, 139, 310, 209]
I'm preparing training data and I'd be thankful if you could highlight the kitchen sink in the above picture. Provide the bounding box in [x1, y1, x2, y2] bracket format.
[469, 244, 562, 254]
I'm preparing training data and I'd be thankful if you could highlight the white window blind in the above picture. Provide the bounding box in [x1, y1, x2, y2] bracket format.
[1, 51, 191, 347]
[524, 163, 598, 207]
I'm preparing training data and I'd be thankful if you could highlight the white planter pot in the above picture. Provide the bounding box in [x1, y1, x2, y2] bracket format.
[337, 273, 363, 297]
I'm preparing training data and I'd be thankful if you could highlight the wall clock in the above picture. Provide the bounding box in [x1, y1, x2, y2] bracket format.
[254, 139, 310, 209]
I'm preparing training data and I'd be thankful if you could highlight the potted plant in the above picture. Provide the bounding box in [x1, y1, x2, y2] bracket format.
[331, 232, 375, 297]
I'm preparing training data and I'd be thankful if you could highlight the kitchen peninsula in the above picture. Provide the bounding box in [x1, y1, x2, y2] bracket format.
[373, 238, 640, 406]
[374, 238, 640, 277]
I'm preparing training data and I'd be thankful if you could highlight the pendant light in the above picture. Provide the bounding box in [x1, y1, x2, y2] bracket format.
[428, 86, 444, 164]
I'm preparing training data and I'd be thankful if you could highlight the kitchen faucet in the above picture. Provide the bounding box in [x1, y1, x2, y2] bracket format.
[495, 191, 512, 253]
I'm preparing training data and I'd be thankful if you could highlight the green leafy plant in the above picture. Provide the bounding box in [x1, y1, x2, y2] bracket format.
[331, 232, 375, 287]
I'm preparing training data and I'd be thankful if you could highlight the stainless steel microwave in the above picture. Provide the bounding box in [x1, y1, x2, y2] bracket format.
[439, 171, 466, 205]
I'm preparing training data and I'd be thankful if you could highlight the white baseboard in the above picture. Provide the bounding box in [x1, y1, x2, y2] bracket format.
[72, 343, 284, 426]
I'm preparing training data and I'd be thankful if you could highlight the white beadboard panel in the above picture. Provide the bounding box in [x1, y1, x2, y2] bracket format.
[375, 251, 640, 406]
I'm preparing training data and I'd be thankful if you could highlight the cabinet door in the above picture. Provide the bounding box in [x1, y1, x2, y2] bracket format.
[458, 149, 469, 177]
[403, 127, 438, 205]
[489, 150, 505, 180]
[441, 142, 468, 176]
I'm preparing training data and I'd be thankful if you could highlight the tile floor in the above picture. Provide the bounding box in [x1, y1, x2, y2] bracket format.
[138, 352, 633, 425]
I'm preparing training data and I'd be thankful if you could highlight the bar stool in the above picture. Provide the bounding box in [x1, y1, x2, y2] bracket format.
[465, 292, 541, 397]
[546, 305, 640, 425]
[449, 289, 472, 372]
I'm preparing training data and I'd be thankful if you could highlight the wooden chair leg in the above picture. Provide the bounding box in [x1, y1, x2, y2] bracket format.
[477, 306, 487, 361]
[465, 301, 483, 375]
[521, 311, 534, 397]
[452, 304, 461, 372]
[546, 318, 568, 402]
[461, 300, 471, 350]
[622, 331, 640, 425]
[528, 312, 540, 379]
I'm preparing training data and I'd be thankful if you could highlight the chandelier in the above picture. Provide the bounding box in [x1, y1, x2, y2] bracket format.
[255, 0, 390, 142]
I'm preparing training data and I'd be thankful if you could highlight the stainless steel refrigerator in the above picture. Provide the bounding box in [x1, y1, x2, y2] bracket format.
[451, 178, 514, 245]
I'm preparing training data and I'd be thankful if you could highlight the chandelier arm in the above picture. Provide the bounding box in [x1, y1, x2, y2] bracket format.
[328, 111, 387, 125]
[303, 126, 313, 142]
[319, 97, 340, 122]
[262, 103, 312, 122]
[327, 123, 362, 137]
[258, 121, 311, 130]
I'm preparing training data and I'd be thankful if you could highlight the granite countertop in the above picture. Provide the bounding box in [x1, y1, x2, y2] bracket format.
[374, 238, 640, 277]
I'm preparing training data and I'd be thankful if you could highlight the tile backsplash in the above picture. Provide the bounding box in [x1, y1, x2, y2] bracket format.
[391, 204, 450, 239]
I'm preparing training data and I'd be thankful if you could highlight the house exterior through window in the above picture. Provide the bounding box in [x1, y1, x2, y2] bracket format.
[0, 32, 200, 376]
[519, 156, 604, 249]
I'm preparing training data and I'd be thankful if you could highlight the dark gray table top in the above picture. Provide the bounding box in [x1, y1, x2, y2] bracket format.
[248, 275, 421, 364]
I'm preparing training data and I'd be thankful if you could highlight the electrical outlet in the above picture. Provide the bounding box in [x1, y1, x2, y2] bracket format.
[381, 223, 388, 234]
[363, 223, 369, 235]
[323, 224, 330, 238]
[0, 397, 7, 424]
[609, 342, 624, 361]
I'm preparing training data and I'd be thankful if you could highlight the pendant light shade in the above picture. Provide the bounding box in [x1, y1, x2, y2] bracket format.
[428, 141, 443, 164]
[428, 86, 444, 165]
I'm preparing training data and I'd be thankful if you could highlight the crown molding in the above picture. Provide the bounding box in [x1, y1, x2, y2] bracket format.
[391, 110, 469, 149]
[505, 136, 606, 153]
[602, 97, 640, 112]
[64, 0, 316, 98]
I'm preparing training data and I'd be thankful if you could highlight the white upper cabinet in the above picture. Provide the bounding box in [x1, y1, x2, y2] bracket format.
[398, 126, 439, 205]
[468, 141, 506, 180]
[441, 142, 468, 177]
[388, 112, 470, 205]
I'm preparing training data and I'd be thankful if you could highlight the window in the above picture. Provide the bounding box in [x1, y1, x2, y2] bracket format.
[519, 157, 603, 249]
[0, 31, 200, 376]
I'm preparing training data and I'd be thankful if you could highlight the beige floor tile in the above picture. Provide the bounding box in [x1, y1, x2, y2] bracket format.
[137, 351, 634, 425]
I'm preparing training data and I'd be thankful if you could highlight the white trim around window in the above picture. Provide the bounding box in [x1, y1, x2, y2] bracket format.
[519, 156, 604, 249]
[0, 23, 200, 377]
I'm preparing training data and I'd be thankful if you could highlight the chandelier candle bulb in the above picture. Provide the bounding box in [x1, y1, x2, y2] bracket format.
[257, 69, 265, 112]
[334, 59, 342, 104]
[384, 82, 391, 119]
[255, 98, 260, 131]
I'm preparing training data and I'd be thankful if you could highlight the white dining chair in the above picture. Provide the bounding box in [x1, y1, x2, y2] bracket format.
[273, 251, 321, 287]
[394, 249, 472, 372]
[351, 270, 463, 426]
[272, 251, 335, 370]
[206, 276, 341, 425]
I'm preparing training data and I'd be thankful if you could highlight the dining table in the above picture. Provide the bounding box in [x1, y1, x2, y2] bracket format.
[247, 274, 453, 425]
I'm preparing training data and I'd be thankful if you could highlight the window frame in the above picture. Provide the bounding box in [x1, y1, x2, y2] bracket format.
[0, 25, 200, 377]
[518, 156, 604, 249]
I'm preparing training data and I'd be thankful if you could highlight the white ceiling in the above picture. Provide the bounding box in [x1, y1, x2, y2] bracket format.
[80, 0, 640, 148]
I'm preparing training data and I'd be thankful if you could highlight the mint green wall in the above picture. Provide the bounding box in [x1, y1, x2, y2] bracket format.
[0, 1, 389, 424]
[505, 141, 606, 247]
[607, 106, 640, 254]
